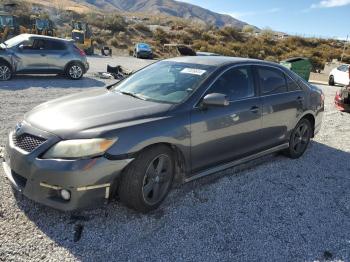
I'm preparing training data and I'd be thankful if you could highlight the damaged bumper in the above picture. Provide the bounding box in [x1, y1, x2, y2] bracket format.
[335, 86, 350, 112]
[2, 130, 132, 211]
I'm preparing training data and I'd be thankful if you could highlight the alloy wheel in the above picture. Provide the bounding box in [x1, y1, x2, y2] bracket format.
[69, 65, 83, 79]
[0, 65, 11, 81]
[291, 123, 310, 154]
[142, 154, 172, 205]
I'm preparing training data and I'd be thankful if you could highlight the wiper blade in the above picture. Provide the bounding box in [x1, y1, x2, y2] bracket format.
[119, 91, 146, 100]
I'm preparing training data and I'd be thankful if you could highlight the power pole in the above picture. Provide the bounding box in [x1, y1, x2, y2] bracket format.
[341, 35, 349, 62]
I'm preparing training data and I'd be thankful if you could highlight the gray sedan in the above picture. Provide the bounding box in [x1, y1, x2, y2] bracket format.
[0, 34, 89, 80]
[2, 56, 324, 212]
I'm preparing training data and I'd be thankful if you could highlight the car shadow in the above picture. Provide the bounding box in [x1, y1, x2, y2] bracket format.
[11, 141, 350, 261]
[0, 75, 107, 90]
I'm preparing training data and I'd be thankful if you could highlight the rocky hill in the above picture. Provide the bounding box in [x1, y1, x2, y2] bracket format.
[67, 0, 252, 28]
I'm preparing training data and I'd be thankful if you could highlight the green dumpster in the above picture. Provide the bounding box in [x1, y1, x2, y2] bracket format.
[280, 57, 313, 81]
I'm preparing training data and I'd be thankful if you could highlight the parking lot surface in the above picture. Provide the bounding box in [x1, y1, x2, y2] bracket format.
[0, 56, 349, 261]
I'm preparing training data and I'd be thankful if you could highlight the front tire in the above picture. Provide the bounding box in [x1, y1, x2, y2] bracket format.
[0, 62, 12, 81]
[284, 118, 312, 159]
[66, 63, 84, 80]
[329, 75, 335, 86]
[118, 145, 174, 213]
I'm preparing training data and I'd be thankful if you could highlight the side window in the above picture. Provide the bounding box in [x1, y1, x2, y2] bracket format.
[209, 66, 255, 101]
[31, 39, 46, 50]
[286, 75, 300, 91]
[44, 40, 66, 50]
[257, 67, 287, 95]
[20, 39, 34, 49]
[338, 65, 348, 72]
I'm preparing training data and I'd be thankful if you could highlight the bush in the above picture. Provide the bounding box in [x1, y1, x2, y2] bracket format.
[153, 28, 169, 44]
[105, 15, 127, 32]
[134, 23, 151, 33]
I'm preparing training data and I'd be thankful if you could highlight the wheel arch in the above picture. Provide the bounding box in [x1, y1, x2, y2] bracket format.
[64, 60, 86, 73]
[134, 142, 188, 184]
[299, 113, 316, 138]
[0, 58, 13, 71]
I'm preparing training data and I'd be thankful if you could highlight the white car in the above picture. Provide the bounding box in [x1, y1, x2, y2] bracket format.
[329, 64, 350, 86]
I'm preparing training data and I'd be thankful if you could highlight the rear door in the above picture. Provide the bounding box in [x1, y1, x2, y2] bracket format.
[190, 65, 262, 172]
[43, 40, 69, 71]
[256, 65, 305, 149]
[334, 65, 349, 86]
[339, 65, 350, 86]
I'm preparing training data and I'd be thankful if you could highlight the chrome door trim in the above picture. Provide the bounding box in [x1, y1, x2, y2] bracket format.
[185, 143, 289, 183]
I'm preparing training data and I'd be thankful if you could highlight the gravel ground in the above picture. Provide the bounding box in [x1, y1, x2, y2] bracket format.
[0, 57, 350, 262]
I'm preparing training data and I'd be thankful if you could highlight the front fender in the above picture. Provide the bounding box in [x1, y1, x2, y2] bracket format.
[105, 112, 191, 172]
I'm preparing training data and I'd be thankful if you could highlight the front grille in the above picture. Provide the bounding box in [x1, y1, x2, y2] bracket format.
[12, 133, 46, 153]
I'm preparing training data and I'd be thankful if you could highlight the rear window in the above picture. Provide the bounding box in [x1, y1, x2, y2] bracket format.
[44, 40, 66, 50]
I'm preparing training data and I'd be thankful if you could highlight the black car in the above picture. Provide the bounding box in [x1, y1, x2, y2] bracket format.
[3, 57, 324, 212]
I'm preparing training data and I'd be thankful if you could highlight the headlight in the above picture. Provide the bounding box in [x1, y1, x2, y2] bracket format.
[43, 138, 117, 159]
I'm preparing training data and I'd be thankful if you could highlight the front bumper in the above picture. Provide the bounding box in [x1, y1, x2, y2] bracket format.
[2, 128, 132, 211]
[84, 61, 89, 73]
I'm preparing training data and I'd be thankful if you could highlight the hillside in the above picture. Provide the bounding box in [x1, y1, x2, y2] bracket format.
[40, 0, 252, 28]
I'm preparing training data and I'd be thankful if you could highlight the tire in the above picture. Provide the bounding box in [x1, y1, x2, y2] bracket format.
[118, 145, 175, 213]
[0, 62, 12, 81]
[329, 75, 335, 86]
[65, 62, 84, 80]
[284, 118, 312, 159]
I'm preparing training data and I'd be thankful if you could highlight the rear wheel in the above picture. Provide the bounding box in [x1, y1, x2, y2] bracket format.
[284, 118, 312, 159]
[0, 62, 12, 81]
[329, 75, 335, 86]
[66, 63, 84, 80]
[118, 145, 174, 213]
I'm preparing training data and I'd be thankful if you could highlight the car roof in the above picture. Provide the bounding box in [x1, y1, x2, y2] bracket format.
[165, 56, 280, 67]
[19, 34, 73, 43]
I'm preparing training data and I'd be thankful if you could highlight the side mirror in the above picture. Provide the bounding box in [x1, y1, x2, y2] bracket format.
[202, 93, 229, 107]
[18, 44, 24, 50]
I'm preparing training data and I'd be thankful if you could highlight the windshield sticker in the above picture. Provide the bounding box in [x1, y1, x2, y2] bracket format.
[180, 68, 207, 76]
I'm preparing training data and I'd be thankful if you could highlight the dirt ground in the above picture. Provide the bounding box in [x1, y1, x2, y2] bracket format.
[0, 56, 349, 261]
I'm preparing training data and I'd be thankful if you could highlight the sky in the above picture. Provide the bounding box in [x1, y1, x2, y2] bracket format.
[178, 0, 350, 39]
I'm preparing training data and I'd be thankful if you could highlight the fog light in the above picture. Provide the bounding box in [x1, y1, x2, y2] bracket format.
[60, 189, 71, 201]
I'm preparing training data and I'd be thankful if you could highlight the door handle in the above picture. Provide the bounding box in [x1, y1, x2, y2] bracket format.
[250, 106, 260, 113]
[40, 54, 46, 57]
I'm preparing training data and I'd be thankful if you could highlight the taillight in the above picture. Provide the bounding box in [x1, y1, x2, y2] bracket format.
[78, 48, 86, 56]
[321, 93, 325, 102]
[74, 46, 86, 56]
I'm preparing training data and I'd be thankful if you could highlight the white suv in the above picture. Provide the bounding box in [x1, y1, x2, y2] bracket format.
[329, 64, 350, 86]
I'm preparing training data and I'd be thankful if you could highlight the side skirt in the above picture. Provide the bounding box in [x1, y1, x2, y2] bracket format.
[184, 143, 289, 183]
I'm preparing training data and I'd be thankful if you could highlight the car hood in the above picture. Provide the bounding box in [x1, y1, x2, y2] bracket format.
[25, 89, 172, 137]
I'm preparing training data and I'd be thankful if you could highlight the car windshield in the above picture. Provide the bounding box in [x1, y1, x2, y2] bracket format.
[138, 43, 151, 50]
[112, 61, 215, 104]
[4, 35, 27, 47]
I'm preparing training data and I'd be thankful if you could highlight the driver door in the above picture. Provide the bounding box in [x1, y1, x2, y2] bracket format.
[13, 38, 48, 72]
[190, 66, 263, 173]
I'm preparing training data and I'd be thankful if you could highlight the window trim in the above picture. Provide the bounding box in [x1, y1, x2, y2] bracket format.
[193, 63, 304, 108]
[194, 64, 258, 108]
[255, 65, 289, 95]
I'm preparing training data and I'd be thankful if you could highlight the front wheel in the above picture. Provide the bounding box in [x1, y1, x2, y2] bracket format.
[66, 63, 84, 80]
[118, 145, 174, 213]
[284, 118, 312, 159]
[0, 62, 12, 81]
[329, 75, 335, 86]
